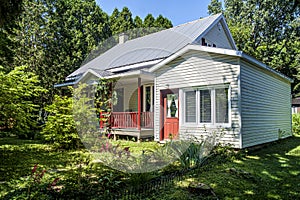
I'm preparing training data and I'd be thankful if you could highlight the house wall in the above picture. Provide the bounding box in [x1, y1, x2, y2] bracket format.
[240, 60, 292, 148]
[154, 50, 241, 148]
[202, 22, 234, 49]
[115, 83, 138, 112]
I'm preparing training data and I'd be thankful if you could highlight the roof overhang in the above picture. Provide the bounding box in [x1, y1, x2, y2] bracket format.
[54, 69, 102, 88]
[149, 44, 293, 83]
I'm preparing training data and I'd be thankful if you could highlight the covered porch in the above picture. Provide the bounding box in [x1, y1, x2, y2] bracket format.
[99, 70, 155, 140]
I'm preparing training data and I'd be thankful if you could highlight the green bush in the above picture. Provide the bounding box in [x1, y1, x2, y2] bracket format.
[0, 66, 46, 139]
[41, 94, 82, 149]
[292, 113, 300, 135]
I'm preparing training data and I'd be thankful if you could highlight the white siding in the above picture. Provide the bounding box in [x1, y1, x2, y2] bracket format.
[154, 50, 241, 148]
[240, 60, 292, 148]
[202, 23, 234, 49]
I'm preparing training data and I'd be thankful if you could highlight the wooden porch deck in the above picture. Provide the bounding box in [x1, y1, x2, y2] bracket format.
[112, 128, 154, 141]
[100, 112, 154, 141]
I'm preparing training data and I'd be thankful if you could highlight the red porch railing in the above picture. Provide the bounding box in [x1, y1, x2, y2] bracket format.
[100, 112, 154, 129]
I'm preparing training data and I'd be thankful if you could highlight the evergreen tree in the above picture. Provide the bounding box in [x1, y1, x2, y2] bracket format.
[134, 16, 143, 28]
[154, 15, 173, 29]
[143, 14, 155, 27]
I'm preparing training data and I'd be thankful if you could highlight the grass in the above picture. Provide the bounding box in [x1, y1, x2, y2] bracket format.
[1, 135, 300, 199]
[147, 135, 300, 199]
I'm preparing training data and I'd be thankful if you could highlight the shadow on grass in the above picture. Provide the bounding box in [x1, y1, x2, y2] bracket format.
[149, 135, 300, 200]
[0, 137, 89, 182]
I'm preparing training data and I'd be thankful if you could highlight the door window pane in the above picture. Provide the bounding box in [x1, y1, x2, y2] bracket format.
[215, 88, 229, 123]
[200, 90, 211, 123]
[185, 91, 196, 122]
[167, 94, 178, 118]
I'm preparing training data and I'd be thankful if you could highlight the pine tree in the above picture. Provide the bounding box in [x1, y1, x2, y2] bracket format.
[134, 16, 143, 28]
[154, 15, 173, 29]
[143, 14, 155, 27]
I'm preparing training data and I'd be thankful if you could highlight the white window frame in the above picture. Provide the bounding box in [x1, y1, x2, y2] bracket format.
[182, 84, 231, 128]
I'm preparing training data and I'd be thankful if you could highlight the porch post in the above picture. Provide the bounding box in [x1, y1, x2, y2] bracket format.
[137, 77, 141, 130]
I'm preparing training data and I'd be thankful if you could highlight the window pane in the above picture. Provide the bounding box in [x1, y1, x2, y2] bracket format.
[216, 88, 229, 123]
[200, 90, 211, 123]
[185, 91, 196, 122]
[145, 86, 151, 112]
[113, 88, 124, 112]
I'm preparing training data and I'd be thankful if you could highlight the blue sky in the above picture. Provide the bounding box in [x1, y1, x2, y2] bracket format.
[96, 0, 219, 26]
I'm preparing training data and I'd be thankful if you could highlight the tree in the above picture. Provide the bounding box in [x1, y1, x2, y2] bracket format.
[43, 0, 111, 102]
[208, 0, 223, 15]
[0, 66, 46, 139]
[3, 0, 111, 105]
[143, 14, 155, 27]
[208, 0, 300, 96]
[0, 0, 23, 26]
[134, 16, 143, 28]
[154, 15, 173, 29]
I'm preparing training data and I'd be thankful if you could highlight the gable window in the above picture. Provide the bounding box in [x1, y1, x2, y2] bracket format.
[184, 85, 230, 126]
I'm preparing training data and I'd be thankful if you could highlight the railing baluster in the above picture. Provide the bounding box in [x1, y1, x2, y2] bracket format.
[104, 112, 154, 129]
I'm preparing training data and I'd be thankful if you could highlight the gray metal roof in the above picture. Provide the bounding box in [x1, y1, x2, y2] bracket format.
[68, 13, 224, 78]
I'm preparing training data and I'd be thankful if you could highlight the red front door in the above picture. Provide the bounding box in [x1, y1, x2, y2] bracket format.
[163, 93, 179, 140]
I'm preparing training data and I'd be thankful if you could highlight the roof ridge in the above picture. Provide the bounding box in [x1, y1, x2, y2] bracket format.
[171, 13, 222, 29]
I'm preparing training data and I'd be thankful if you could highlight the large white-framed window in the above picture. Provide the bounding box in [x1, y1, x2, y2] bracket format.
[183, 85, 230, 127]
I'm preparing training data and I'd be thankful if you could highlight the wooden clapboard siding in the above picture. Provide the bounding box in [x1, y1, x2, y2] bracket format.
[154, 50, 241, 148]
[202, 22, 234, 49]
[240, 60, 292, 148]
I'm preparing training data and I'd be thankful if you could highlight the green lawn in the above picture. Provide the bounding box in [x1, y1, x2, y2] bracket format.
[150, 135, 300, 199]
[0, 135, 300, 199]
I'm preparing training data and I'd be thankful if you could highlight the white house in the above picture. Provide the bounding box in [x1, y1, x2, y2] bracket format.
[55, 14, 293, 148]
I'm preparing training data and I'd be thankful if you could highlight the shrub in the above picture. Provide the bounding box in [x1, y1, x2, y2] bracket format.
[292, 113, 300, 135]
[40, 94, 82, 149]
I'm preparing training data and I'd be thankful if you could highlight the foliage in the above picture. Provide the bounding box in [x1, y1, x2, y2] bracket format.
[208, 0, 223, 15]
[292, 113, 300, 135]
[41, 82, 103, 150]
[41, 93, 82, 149]
[0, 0, 23, 26]
[208, 0, 300, 96]
[1, 0, 111, 105]
[0, 66, 46, 139]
